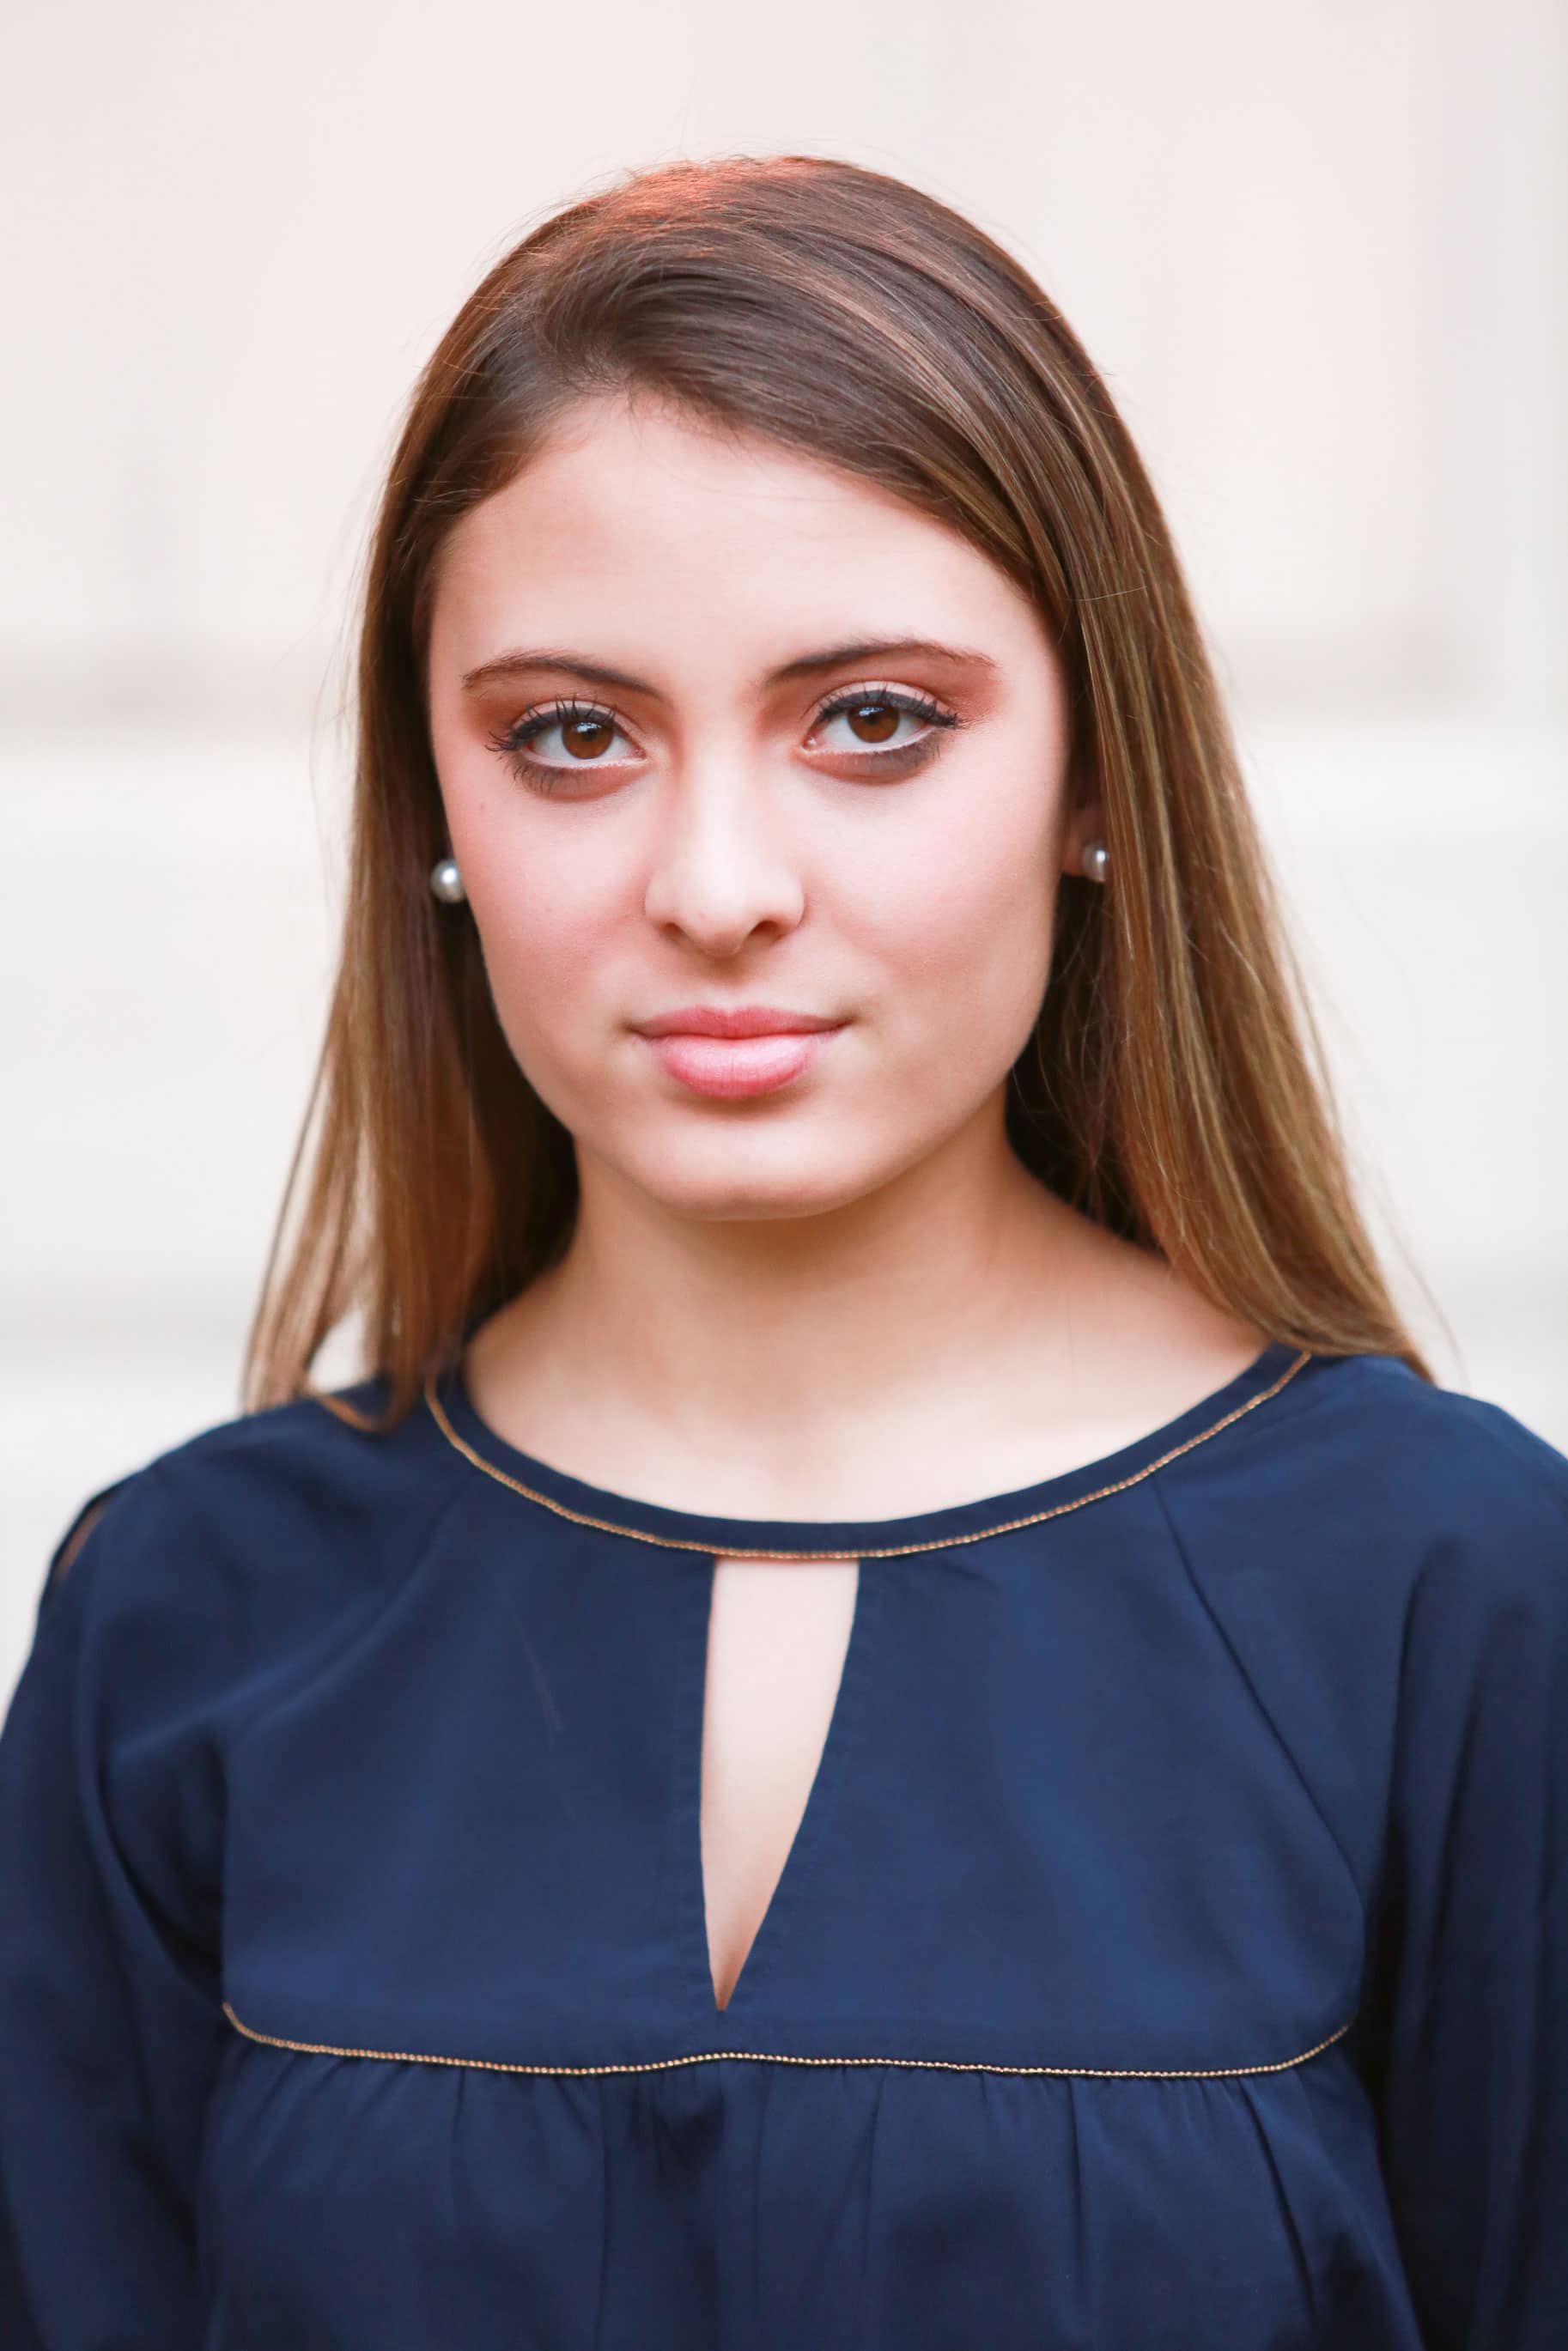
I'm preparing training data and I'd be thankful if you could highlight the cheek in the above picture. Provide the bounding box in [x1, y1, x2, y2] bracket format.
[463, 856, 616, 1074]
[848, 812, 1058, 1042]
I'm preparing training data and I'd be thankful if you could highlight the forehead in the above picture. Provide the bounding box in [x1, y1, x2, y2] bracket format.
[428, 395, 1036, 653]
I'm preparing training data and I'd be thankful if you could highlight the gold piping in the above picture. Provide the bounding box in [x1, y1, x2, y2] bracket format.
[222, 2000, 1352, 2081]
[420, 1348, 1313, 1558]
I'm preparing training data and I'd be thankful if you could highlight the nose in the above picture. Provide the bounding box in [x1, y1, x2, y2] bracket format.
[641, 757, 806, 957]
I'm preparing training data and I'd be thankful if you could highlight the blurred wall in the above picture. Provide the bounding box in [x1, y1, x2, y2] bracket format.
[3, 0, 1565, 1692]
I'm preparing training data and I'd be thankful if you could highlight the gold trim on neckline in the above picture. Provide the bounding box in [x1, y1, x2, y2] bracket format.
[222, 1999, 1352, 2081]
[421, 1348, 1313, 1559]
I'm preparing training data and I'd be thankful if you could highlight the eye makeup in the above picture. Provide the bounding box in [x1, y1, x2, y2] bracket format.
[485, 684, 966, 794]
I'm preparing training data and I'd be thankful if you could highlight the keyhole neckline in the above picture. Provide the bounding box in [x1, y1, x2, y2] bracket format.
[424, 1341, 1314, 1559]
[693, 1552, 872, 2018]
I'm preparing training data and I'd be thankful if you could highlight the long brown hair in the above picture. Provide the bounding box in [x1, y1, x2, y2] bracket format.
[242, 150, 1438, 1426]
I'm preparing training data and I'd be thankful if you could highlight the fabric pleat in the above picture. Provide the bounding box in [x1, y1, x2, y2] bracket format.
[1, 1340, 1565, 2347]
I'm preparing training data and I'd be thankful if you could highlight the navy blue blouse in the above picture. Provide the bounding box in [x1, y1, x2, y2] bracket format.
[2, 1337, 1566, 2348]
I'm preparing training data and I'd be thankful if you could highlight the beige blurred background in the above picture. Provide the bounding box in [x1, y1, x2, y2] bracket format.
[3, 0, 1565, 1695]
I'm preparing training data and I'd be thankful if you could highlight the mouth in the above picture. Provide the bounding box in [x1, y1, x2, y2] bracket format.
[635, 1024, 847, 1100]
[633, 1005, 843, 1041]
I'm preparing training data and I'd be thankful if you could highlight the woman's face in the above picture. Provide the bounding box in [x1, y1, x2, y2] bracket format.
[425, 393, 1097, 1223]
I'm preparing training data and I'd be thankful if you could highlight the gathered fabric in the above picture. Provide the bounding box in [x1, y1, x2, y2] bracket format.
[1, 1337, 1565, 2349]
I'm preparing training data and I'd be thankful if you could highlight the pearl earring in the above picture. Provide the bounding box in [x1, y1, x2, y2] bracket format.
[1081, 840, 1109, 884]
[428, 857, 466, 904]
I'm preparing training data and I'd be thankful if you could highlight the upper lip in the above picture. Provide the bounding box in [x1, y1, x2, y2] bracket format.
[634, 1005, 845, 1039]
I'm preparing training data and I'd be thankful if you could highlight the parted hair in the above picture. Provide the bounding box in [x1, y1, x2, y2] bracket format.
[242, 150, 1435, 1425]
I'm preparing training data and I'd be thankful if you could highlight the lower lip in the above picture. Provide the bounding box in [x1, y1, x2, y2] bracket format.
[639, 1027, 844, 1099]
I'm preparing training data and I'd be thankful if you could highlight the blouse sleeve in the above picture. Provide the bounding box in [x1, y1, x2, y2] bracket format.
[1358, 1404, 1568, 2349]
[0, 1466, 232, 2351]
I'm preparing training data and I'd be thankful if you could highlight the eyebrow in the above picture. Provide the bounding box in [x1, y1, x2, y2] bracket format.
[459, 637, 1001, 699]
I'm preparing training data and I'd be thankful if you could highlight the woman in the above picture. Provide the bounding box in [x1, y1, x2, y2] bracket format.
[1, 152, 1564, 2350]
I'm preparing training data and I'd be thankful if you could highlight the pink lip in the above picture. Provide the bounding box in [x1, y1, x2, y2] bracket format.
[634, 1005, 842, 1040]
[639, 1026, 844, 1099]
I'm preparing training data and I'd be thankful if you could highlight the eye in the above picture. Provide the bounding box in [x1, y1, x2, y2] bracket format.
[805, 685, 962, 767]
[488, 698, 639, 793]
[486, 682, 965, 797]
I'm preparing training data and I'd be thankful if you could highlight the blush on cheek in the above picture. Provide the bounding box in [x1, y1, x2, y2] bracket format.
[866, 832, 1051, 981]
[483, 994, 579, 1128]
[916, 868, 1056, 1054]
[477, 926, 618, 1114]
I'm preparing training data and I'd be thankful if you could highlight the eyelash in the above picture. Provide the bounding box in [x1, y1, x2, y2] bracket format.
[485, 686, 964, 795]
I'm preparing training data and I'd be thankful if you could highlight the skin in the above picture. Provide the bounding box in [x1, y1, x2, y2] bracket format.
[423, 391, 1267, 2006]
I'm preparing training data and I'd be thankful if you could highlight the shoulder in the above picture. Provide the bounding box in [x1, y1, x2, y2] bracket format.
[33, 1375, 470, 1704]
[1308, 1350, 1564, 1526]
[1168, 1347, 1568, 1619]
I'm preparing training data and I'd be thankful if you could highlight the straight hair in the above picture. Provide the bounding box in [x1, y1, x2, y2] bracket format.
[242, 151, 1437, 1425]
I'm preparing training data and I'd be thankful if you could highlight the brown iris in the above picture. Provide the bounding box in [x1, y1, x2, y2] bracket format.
[843, 700, 901, 744]
[563, 717, 617, 759]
